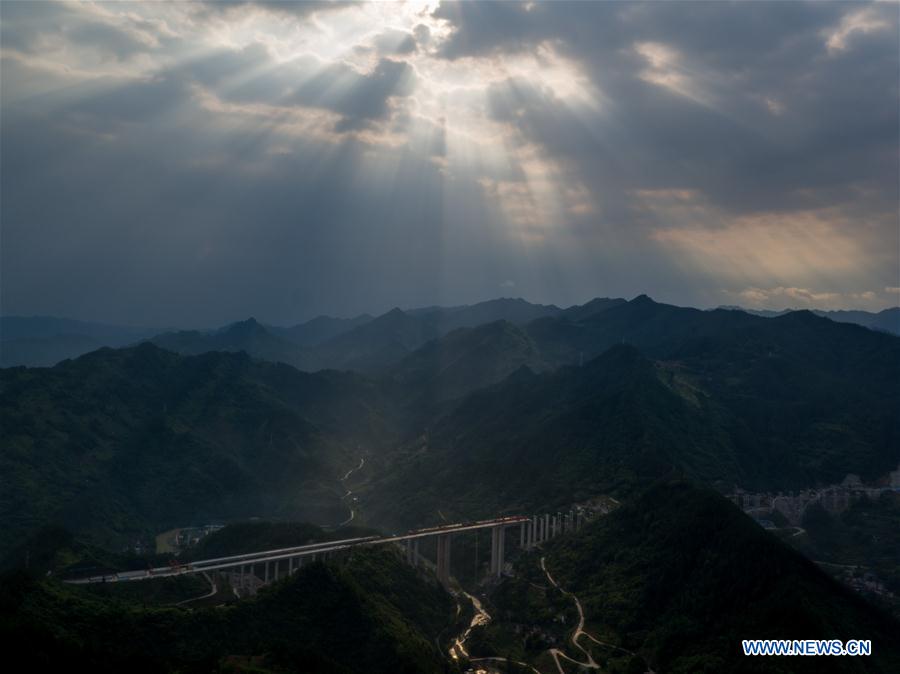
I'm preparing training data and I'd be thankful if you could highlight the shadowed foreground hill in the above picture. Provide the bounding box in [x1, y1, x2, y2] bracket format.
[546, 482, 900, 674]
[0, 548, 455, 674]
[0, 343, 396, 556]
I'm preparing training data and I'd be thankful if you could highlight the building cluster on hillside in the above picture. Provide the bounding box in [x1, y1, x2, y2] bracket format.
[729, 467, 900, 526]
[175, 524, 224, 549]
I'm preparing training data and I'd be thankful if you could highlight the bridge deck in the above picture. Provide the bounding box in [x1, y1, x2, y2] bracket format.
[66, 516, 530, 584]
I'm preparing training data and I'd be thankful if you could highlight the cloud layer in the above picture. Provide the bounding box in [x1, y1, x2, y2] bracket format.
[1, 1, 897, 325]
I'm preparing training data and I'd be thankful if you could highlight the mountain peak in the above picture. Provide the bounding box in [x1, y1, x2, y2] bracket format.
[227, 317, 263, 332]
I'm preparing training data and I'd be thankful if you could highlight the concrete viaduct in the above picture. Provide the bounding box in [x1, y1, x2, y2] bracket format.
[66, 510, 587, 591]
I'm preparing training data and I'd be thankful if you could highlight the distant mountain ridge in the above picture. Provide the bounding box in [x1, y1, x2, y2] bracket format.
[720, 305, 900, 335]
[149, 317, 308, 368]
[268, 313, 374, 347]
[0, 316, 160, 367]
[6, 297, 895, 369]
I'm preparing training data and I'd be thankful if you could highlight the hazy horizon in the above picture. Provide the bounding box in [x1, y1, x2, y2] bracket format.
[2, 291, 899, 333]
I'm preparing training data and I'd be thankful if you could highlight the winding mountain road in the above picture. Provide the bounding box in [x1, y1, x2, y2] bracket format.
[337, 456, 365, 527]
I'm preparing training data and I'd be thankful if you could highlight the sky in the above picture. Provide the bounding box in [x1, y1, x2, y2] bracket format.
[1, 0, 898, 327]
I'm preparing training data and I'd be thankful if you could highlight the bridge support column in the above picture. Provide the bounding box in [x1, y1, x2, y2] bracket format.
[544, 514, 550, 541]
[264, 562, 269, 584]
[413, 539, 419, 567]
[519, 522, 526, 549]
[490, 526, 505, 577]
[435, 535, 451, 588]
[490, 528, 498, 575]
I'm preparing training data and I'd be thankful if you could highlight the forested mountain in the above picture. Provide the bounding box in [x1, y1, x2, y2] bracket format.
[364, 298, 900, 527]
[296, 298, 561, 373]
[149, 318, 309, 369]
[268, 314, 374, 347]
[543, 481, 900, 673]
[3, 295, 898, 552]
[2, 295, 898, 673]
[389, 319, 550, 402]
[0, 548, 455, 674]
[0, 343, 396, 556]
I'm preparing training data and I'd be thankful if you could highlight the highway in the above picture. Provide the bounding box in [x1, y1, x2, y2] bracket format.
[65, 515, 530, 584]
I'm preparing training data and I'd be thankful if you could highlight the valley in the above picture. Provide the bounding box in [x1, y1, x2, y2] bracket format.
[2, 295, 899, 673]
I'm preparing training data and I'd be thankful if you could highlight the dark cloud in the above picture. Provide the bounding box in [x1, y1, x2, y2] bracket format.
[1, 1, 897, 324]
[195, 0, 349, 19]
[373, 29, 418, 56]
[445, 1, 898, 219]
[290, 57, 417, 130]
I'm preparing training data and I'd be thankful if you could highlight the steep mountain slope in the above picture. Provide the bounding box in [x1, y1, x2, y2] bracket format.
[149, 318, 308, 368]
[300, 298, 562, 374]
[556, 296, 626, 322]
[365, 307, 900, 526]
[0, 548, 455, 674]
[390, 320, 550, 402]
[269, 314, 373, 347]
[0, 343, 396, 556]
[299, 308, 438, 373]
[409, 297, 562, 330]
[525, 297, 900, 480]
[545, 481, 900, 673]
[366, 345, 739, 526]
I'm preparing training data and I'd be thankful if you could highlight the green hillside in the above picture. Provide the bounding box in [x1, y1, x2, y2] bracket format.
[542, 481, 900, 673]
[0, 547, 456, 674]
[0, 344, 397, 556]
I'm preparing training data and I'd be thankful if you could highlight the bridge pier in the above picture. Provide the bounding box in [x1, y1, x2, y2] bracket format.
[519, 521, 526, 549]
[489, 525, 506, 577]
[435, 534, 451, 587]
